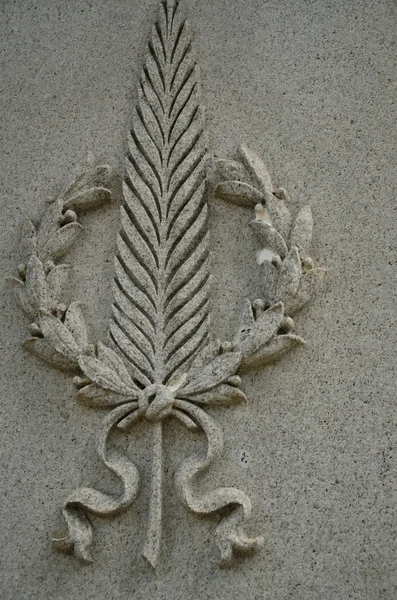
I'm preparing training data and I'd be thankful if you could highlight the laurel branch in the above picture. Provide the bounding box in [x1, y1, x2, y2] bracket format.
[215, 144, 326, 370]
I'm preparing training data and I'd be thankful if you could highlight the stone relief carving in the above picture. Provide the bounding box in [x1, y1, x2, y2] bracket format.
[10, 0, 325, 568]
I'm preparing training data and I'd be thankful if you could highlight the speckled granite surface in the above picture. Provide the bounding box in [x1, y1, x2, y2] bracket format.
[1, 0, 396, 598]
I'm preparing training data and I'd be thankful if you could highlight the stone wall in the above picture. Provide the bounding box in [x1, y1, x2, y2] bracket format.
[1, 1, 396, 598]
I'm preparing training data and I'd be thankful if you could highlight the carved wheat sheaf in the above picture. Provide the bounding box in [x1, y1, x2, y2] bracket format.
[111, 0, 209, 387]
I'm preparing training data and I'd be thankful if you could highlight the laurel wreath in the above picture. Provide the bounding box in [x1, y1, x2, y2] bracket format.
[10, 148, 325, 567]
[11, 152, 324, 392]
[10, 0, 325, 570]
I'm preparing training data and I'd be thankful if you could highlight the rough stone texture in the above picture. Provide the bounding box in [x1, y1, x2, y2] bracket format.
[0, 0, 396, 599]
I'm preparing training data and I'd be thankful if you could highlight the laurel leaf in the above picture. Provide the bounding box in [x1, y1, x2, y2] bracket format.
[97, 342, 138, 390]
[77, 383, 135, 408]
[284, 267, 326, 315]
[266, 194, 292, 241]
[249, 220, 288, 258]
[239, 146, 292, 237]
[36, 200, 64, 251]
[63, 187, 113, 212]
[233, 298, 255, 348]
[64, 302, 88, 352]
[46, 264, 70, 305]
[61, 165, 113, 200]
[261, 261, 278, 307]
[25, 255, 47, 312]
[41, 222, 83, 260]
[180, 383, 246, 406]
[216, 159, 248, 182]
[240, 334, 305, 371]
[181, 352, 242, 395]
[240, 144, 273, 195]
[214, 181, 265, 207]
[23, 337, 79, 371]
[39, 314, 81, 360]
[275, 247, 302, 305]
[290, 205, 313, 254]
[239, 303, 285, 356]
[111, 1, 210, 385]
[78, 355, 135, 395]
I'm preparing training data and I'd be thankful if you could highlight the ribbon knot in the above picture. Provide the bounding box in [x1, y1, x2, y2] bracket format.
[139, 384, 175, 421]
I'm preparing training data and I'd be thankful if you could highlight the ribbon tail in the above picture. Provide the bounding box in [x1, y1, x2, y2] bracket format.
[173, 401, 263, 565]
[53, 404, 140, 563]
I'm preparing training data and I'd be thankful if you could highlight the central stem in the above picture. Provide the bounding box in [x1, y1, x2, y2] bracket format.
[142, 421, 163, 568]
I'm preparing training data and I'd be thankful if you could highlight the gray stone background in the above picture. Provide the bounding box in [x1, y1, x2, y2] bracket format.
[1, 0, 396, 598]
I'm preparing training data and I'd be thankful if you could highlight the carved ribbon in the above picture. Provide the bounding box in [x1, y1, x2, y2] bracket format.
[53, 403, 140, 563]
[174, 400, 263, 564]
